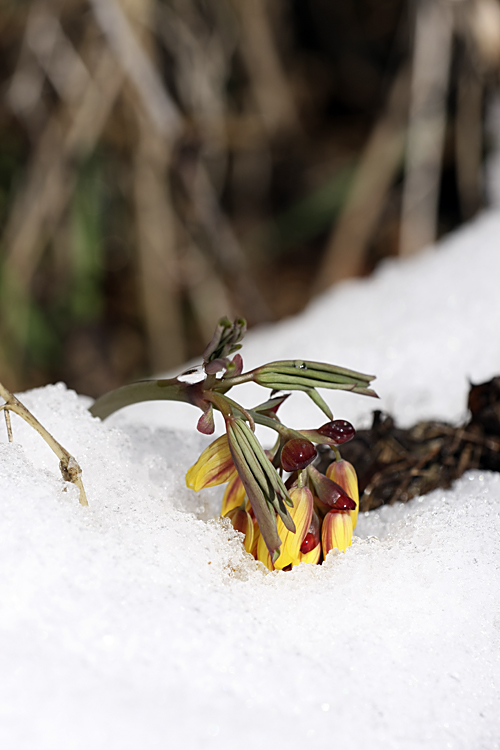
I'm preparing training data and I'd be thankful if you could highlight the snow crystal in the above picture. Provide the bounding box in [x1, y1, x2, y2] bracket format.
[1, 212, 500, 749]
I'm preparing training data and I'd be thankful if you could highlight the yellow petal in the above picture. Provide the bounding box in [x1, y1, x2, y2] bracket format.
[221, 472, 246, 515]
[278, 485, 313, 562]
[256, 532, 275, 571]
[295, 542, 321, 566]
[185, 435, 236, 491]
[326, 459, 359, 528]
[225, 507, 254, 554]
[250, 519, 260, 557]
[321, 511, 353, 555]
[273, 544, 294, 570]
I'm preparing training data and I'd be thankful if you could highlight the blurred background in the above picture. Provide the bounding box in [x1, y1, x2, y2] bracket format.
[1, 0, 499, 397]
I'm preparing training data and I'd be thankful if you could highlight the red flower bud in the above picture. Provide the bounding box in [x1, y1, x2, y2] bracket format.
[308, 465, 356, 510]
[300, 513, 320, 553]
[317, 419, 355, 444]
[280, 439, 317, 472]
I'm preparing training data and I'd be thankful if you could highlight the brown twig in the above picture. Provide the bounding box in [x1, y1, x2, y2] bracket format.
[0, 382, 88, 506]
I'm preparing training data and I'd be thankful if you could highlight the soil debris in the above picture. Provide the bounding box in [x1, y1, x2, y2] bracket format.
[317, 377, 500, 511]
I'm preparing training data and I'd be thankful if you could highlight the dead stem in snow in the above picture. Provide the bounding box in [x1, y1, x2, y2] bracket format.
[0, 382, 88, 506]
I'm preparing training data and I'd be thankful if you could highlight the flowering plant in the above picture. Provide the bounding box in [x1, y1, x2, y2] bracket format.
[91, 318, 377, 568]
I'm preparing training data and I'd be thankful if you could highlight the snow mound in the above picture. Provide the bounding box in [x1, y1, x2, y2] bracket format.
[1, 383, 500, 750]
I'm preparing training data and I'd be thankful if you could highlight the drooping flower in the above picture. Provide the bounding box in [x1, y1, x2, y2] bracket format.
[326, 459, 359, 528]
[274, 484, 314, 569]
[308, 464, 356, 511]
[224, 506, 254, 554]
[321, 510, 353, 556]
[297, 512, 321, 565]
[185, 435, 236, 491]
[320, 458, 359, 557]
[256, 530, 275, 571]
[221, 471, 246, 515]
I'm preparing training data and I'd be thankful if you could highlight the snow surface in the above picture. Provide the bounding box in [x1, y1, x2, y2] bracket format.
[1, 211, 500, 749]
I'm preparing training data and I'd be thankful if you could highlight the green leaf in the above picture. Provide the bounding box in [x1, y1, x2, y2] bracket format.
[306, 388, 334, 420]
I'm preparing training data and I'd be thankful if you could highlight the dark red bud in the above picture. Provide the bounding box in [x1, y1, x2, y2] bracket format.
[331, 494, 356, 511]
[280, 439, 317, 472]
[300, 513, 320, 553]
[300, 532, 316, 554]
[308, 465, 356, 510]
[317, 419, 355, 444]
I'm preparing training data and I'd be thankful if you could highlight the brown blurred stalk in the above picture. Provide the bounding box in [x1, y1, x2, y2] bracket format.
[316, 66, 410, 290]
[399, 0, 453, 256]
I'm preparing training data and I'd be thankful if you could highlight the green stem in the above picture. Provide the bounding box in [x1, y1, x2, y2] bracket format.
[218, 371, 256, 388]
[250, 411, 310, 443]
[206, 392, 255, 432]
[90, 378, 192, 420]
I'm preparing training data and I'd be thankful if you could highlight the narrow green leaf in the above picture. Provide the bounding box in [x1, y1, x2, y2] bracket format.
[259, 360, 375, 382]
[227, 428, 281, 557]
[232, 420, 296, 532]
[306, 388, 333, 420]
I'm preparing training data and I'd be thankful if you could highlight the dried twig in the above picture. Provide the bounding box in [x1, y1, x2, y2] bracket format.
[0, 382, 88, 506]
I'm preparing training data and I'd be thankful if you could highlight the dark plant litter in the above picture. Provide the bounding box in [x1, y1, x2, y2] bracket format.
[317, 377, 500, 512]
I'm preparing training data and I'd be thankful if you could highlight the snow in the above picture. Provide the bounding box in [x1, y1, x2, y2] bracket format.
[2, 211, 500, 749]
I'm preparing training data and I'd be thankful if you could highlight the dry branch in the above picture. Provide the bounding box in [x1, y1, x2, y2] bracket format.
[0, 382, 88, 506]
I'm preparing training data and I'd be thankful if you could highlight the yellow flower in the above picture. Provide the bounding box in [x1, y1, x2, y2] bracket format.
[221, 471, 246, 515]
[186, 435, 236, 491]
[321, 510, 353, 555]
[224, 506, 254, 554]
[256, 531, 275, 571]
[297, 543, 321, 565]
[326, 459, 359, 528]
[275, 485, 313, 569]
[294, 510, 321, 565]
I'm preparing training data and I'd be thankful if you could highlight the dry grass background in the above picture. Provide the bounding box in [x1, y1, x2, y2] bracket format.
[0, 0, 499, 396]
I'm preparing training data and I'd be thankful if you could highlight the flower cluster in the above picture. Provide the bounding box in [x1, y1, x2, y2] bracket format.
[186, 418, 360, 570]
[90, 317, 376, 566]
